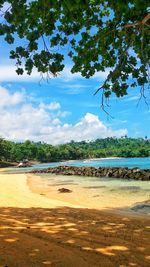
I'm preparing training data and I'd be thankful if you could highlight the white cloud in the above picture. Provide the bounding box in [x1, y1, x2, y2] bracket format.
[56, 110, 71, 118]
[0, 63, 109, 84]
[124, 95, 139, 102]
[0, 65, 40, 82]
[39, 102, 61, 110]
[0, 87, 127, 144]
[0, 64, 75, 82]
[0, 86, 24, 107]
[59, 66, 109, 82]
[58, 66, 82, 81]
[47, 102, 61, 110]
[121, 120, 127, 123]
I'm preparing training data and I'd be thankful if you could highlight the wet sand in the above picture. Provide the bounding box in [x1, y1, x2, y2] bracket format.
[28, 173, 150, 211]
[0, 173, 150, 267]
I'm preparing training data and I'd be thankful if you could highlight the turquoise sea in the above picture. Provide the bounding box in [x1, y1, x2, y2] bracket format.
[6, 157, 150, 173]
[3, 157, 150, 214]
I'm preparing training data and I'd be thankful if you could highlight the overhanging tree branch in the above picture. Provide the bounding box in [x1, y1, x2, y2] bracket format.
[124, 12, 150, 28]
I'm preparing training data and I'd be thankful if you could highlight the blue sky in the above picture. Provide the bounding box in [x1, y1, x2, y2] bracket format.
[0, 31, 150, 144]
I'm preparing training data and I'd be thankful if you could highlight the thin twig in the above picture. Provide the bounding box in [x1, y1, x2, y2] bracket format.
[137, 85, 149, 107]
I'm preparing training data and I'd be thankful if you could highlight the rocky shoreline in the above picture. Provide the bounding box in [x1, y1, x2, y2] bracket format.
[31, 165, 150, 181]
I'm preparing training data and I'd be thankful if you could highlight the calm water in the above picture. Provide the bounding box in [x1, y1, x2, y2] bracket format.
[3, 157, 150, 214]
[36, 173, 150, 213]
[5, 157, 150, 173]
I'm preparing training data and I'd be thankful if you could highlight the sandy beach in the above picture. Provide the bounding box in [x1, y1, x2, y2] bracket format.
[27, 173, 150, 211]
[0, 172, 150, 267]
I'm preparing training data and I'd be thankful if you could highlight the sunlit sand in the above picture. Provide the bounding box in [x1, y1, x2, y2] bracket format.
[0, 172, 149, 267]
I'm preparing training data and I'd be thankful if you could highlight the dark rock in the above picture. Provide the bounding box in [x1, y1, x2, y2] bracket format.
[58, 188, 72, 193]
[30, 165, 150, 181]
[131, 203, 150, 214]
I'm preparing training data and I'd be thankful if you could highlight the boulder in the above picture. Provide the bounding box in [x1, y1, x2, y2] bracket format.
[58, 188, 72, 193]
[30, 165, 150, 181]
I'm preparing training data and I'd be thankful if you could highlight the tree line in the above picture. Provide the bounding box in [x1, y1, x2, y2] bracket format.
[0, 137, 150, 164]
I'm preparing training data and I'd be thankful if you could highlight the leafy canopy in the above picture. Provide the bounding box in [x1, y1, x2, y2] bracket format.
[0, 137, 150, 163]
[0, 0, 150, 99]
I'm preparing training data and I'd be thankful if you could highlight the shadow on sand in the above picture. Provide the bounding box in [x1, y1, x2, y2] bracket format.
[0, 206, 149, 267]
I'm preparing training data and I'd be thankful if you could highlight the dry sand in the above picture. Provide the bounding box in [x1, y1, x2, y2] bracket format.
[0, 173, 81, 209]
[0, 173, 150, 267]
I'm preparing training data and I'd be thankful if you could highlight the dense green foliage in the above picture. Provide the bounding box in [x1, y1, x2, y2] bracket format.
[0, 0, 149, 99]
[0, 137, 150, 163]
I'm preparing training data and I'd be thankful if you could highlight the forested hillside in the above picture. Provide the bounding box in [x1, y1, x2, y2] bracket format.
[0, 137, 150, 164]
